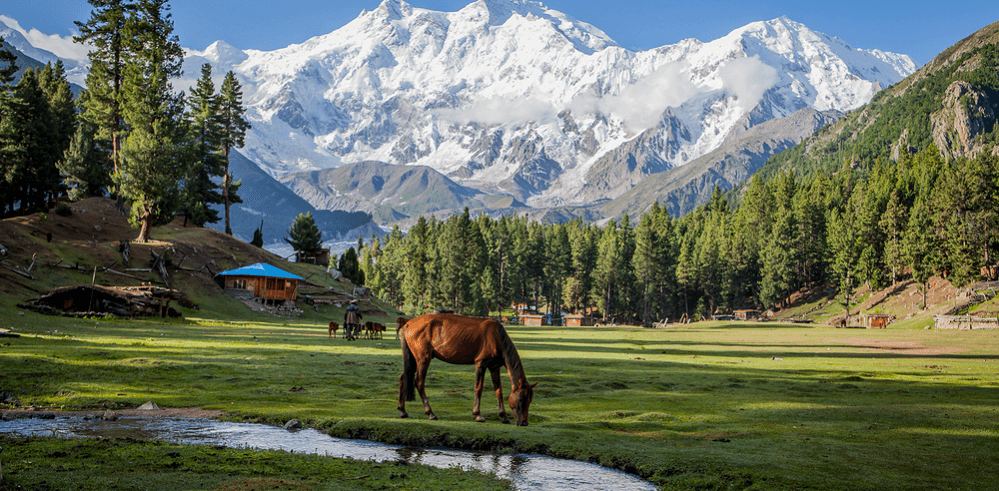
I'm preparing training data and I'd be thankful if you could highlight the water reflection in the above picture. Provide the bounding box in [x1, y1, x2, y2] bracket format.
[1, 416, 656, 491]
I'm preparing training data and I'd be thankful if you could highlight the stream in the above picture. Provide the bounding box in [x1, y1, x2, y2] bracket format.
[0, 415, 657, 491]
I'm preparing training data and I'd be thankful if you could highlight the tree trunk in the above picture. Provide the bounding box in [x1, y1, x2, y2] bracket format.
[136, 208, 153, 243]
[223, 170, 232, 236]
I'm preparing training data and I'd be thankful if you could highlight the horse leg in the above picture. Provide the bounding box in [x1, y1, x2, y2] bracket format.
[490, 366, 510, 424]
[416, 361, 438, 420]
[397, 372, 409, 418]
[473, 364, 486, 422]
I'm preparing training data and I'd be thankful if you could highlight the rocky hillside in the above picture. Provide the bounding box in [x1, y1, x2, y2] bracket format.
[600, 107, 843, 219]
[760, 20, 999, 179]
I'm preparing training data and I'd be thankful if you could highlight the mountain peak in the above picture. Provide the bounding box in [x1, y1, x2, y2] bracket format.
[376, 0, 414, 19]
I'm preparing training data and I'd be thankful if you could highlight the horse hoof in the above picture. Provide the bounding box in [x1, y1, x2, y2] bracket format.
[428, 415, 438, 421]
[475, 416, 486, 423]
[501, 418, 511, 425]
[400, 412, 409, 419]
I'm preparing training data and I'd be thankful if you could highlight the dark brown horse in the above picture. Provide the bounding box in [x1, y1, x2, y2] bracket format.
[328, 321, 339, 338]
[371, 322, 386, 339]
[398, 313, 537, 426]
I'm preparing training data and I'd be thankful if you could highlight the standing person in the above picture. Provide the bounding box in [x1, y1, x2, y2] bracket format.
[344, 299, 362, 341]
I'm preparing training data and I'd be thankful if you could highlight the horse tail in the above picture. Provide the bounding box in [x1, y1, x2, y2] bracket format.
[400, 333, 416, 402]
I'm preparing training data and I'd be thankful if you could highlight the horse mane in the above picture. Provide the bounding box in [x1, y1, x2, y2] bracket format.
[497, 323, 528, 388]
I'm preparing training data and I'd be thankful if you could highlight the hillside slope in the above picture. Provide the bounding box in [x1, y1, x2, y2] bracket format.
[759, 19, 999, 180]
[0, 198, 394, 323]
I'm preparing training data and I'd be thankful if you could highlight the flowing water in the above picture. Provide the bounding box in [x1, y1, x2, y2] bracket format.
[1, 416, 656, 491]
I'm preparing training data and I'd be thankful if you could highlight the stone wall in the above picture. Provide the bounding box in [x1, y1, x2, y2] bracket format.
[933, 315, 999, 330]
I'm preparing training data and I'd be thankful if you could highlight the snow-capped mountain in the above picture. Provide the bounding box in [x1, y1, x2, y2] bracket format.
[0, 17, 89, 86]
[182, 0, 915, 210]
[4, 0, 917, 222]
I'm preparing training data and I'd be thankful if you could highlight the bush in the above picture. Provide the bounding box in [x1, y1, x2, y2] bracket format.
[54, 202, 73, 217]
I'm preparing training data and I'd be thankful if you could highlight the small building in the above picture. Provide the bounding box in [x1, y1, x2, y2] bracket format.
[216, 263, 303, 306]
[296, 250, 330, 265]
[521, 314, 546, 326]
[565, 314, 593, 327]
[734, 309, 760, 321]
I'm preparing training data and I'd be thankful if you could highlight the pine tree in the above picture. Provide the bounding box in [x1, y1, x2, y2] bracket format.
[903, 198, 938, 309]
[58, 121, 111, 199]
[633, 207, 662, 325]
[565, 220, 597, 315]
[543, 224, 571, 319]
[0, 69, 64, 214]
[181, 63, 224, 227]
[401, 216, 431, 312]
[879, 190, 908, 285]
[338, 247, 363, 286]
[828, 205, 862, 323]
[759, 206, 796, 309]
[0, 37, 16, 85]
[250, 220, 264, 247]
[75, 0, 135, 188]
[116, 0, 185, 242]
[285, 212, 324, 256]
[593, 220, 622, 321]
[218, 71, 249, 236]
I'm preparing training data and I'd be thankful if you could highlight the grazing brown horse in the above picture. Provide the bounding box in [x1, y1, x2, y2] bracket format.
[395, 317, 411, 340]
[398, 313, 537, 426]
[370, 322, 386, 339]
[328, 321, 339, 338]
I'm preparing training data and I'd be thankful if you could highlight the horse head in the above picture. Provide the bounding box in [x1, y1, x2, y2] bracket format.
[509, 382, 538, 426]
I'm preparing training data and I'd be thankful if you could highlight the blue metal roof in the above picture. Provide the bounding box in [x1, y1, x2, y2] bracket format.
[217, 263, 304, 280]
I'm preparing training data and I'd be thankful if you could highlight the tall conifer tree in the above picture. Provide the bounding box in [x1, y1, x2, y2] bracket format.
[218, 71, 249, 236]
[117, 0, 185, 242]
[182, 63, 224, 226]
[75, 0, 134, 189]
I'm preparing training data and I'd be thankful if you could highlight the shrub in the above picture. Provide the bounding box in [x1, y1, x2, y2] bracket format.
[54, 202, 73, 217]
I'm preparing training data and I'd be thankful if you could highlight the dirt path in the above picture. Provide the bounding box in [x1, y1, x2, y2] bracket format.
[825, 337, 965, 356]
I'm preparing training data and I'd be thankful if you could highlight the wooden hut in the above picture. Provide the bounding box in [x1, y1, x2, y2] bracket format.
[521, 314, 545, 326]
[565, 314, 593, 327]
[734, 309, 760, 321]
[217, 263, 303, 306]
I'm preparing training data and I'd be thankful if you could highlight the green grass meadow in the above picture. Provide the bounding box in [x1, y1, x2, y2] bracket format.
[1, 312, 998, 490]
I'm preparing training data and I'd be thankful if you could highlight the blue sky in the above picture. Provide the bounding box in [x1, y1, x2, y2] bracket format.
[2, 0, 994, 65]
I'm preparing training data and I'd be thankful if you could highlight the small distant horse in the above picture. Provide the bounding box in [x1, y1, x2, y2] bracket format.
[370, 322, 386, 339]
[395, 317, 411, 340]
[363, 321, 373, 339]
[328, 321, 339, 338]
[398, 313, 537, 426]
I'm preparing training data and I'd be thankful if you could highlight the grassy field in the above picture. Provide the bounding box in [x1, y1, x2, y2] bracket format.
[1, 311, 996, 490]
[1, 203, 996, 489]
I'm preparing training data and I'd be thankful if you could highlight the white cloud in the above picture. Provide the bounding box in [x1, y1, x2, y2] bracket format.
[566, 56, 778, 131]
[717, 55, 778, 110]
[434, 95, 557, 126]
[0, 15, 91, 64]
[569, 61, 702, 132]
